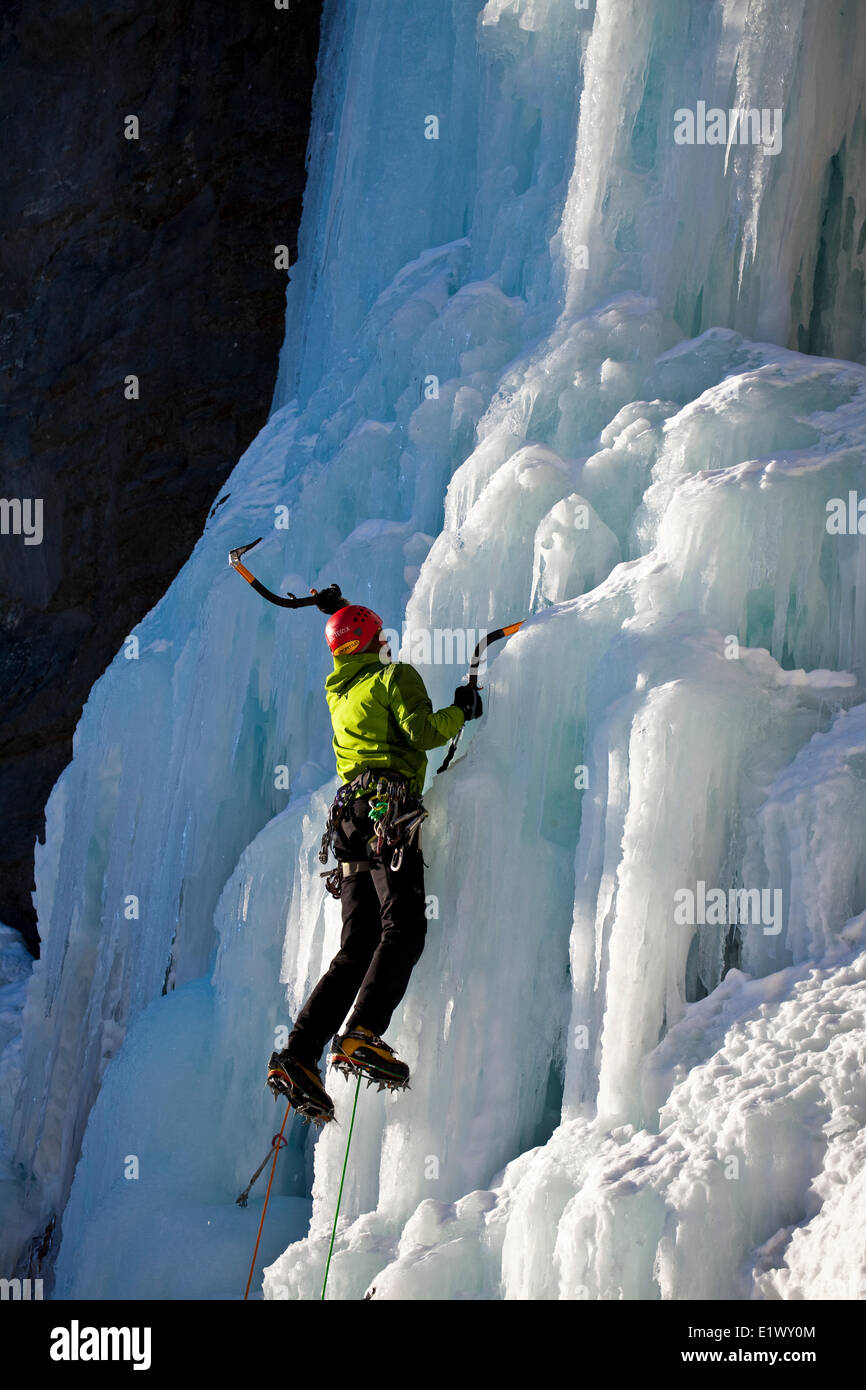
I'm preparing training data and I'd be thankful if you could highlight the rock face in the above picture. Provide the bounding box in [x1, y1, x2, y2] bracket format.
[0, 0, 323, 950]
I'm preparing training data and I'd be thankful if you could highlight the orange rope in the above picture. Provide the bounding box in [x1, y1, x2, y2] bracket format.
[243, 1102, 292, 1301]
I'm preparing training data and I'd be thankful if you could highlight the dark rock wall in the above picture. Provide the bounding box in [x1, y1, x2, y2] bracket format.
[0, 1, 323, 950]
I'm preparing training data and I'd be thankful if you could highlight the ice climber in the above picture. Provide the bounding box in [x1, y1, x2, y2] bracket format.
[267, 603, 483, 1122]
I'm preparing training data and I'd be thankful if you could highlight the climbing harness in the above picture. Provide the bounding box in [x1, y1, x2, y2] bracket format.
[318, 769, 428, 894]
[317, 773, 372, 895]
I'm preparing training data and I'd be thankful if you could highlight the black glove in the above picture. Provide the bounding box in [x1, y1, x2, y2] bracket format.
[312, 584, 346, 615]
[453, 684, 483, 721]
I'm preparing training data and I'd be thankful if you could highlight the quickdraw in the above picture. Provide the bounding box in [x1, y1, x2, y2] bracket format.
[363, 775, 427, 868]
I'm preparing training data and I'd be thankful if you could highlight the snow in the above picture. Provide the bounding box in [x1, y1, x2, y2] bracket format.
[4, 0, 866, 1301]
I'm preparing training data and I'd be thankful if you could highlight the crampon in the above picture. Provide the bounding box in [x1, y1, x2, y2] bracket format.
[330, 1028, 411, 1093]
[267, 1051, 335, 1126]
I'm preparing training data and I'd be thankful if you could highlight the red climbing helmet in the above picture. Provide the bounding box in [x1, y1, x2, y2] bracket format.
[325, 605, 383, 655]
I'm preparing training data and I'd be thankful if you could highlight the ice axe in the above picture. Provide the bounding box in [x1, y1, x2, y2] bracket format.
[228, 537, 345, 614]
[437, 620, 525, 773]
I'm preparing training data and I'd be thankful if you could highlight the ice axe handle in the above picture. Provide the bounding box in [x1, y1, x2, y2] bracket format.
[436, 619, 525, 775]
[228, 538, 344, 613]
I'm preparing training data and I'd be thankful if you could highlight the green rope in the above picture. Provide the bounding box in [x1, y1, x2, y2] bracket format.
[321, 1071, 362, 1300]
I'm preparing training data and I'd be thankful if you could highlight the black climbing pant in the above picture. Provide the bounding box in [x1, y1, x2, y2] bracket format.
[287, 794, 427, 1065]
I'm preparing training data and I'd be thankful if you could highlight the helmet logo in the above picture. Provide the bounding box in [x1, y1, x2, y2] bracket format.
[325, 604, 383, 655]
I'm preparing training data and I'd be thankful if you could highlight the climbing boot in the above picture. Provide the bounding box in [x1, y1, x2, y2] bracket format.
[330, 1027, 410, 1091]
[267, 1050, 335, 1126]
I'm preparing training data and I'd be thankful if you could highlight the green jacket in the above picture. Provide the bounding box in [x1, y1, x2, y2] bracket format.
[325, 652, 464, 794]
